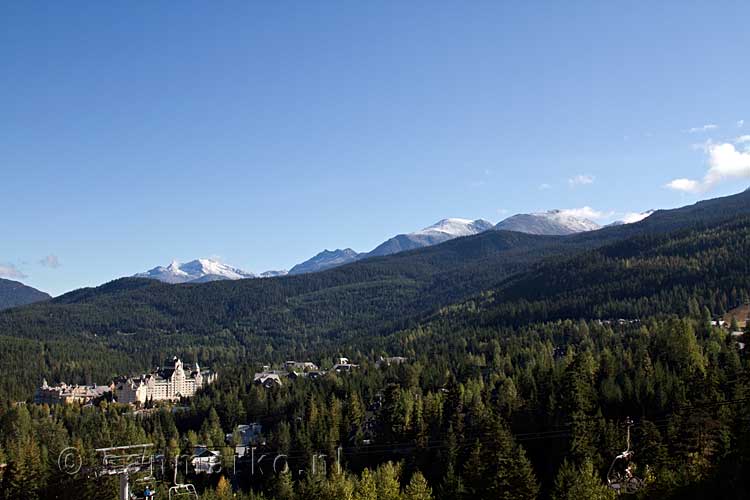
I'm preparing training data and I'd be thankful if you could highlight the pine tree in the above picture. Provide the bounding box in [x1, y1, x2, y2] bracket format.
[274, 471, 296, 500]
[404, 471, 433, 500]
[216, 475, 233, 500]
[374, 462, 401, 500]
[354, 468, 377, 500]
[551, 459, 615, 500]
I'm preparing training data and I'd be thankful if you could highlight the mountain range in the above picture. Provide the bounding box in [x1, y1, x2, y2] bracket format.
[136, 211, 624, 283]
[0, 208, 651, 302]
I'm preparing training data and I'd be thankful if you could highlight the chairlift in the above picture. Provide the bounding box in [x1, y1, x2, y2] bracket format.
[606, 418, 645, 495]
[169, 484, 199, 500]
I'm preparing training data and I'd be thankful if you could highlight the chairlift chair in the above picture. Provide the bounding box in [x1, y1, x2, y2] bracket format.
[606, 418, 645, 495]
[169, 484, 199, 500]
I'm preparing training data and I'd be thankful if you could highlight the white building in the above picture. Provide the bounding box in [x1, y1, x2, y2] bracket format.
[34, 380, 112, 405]
[115, 357, 217, 405]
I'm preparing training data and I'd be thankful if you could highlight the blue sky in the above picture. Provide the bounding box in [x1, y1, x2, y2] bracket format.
[2, 2, 749, 296]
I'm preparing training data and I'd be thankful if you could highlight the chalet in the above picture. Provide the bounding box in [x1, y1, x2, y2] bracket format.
[226, 423, 263, 457]
[254, 372, 284, 388]
[376, 356, 408, 367]
[191, 447, 222, 474]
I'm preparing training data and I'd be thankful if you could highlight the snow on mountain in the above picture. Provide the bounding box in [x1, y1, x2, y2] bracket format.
[288, 249, 361, 275]
[367, 218, 494, 257]
[260, 270, 288, 278]
[607, 210, 656, 226]
[289, 218, 493, 275]
[494, 210, 601, 235]
[135, 259, 256, 284]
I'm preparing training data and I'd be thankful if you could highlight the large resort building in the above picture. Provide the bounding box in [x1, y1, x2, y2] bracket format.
[115, 357, 217, 405]
[34, 380, 112, 405]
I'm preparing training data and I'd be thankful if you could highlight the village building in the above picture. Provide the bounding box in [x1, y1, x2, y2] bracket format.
[333, 357, 358, 373]
[226, 423, 263, 457]
[254, 371, 284, 388]
[376, 356, 408, 367]
[115, 357, 217, 405]
[191, 447, 222, 474]
[284, 360, 319, 371]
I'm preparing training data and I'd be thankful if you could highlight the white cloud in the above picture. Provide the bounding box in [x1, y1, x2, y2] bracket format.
[0, 263, 27, 280]
[559, 206, 613, 220]
[568, 174, 594, 187]
[686, 124, 718, 133]
[666, 142, 750, 193]
[538, 183, 552, 190]
[736, 135, 750, 144]
[39, 255, 61, 268]
[738, 120, 745, 128]
[665, 178, 702, 193]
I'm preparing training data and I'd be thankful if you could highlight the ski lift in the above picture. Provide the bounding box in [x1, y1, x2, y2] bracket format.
[606, 418, 645, 495]
[169, 484, 199, 500]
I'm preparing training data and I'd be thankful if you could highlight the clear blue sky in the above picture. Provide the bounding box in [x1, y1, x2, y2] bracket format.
[2, 1, 749, 296]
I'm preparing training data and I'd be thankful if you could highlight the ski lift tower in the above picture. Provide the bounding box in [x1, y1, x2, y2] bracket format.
[95, 444, 163, 500]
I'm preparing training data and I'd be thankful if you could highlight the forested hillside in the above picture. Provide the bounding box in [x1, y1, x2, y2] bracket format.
[1, 190, 750, 401]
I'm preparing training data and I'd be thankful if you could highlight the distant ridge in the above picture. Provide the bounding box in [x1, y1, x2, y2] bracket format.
[494, 210, 600, 235]
[0, 278, 51, 310]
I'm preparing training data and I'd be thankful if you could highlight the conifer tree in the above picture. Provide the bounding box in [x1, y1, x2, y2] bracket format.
[404, 471, 433, 500]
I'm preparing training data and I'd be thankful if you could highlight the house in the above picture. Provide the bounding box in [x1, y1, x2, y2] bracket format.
[226, 423, 263, 457]
[191, 447, 222, 474]
[376, 356, 408, 367]
[332, 357, 358, 373]
[254, 372, 283, 388]
[288, 369, 327, 380]
[284, 361, 320, 372]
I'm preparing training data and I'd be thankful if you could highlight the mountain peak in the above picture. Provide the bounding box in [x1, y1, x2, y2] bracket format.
[135, 258, 256, 284]
[288, 249, 361, 275]
[495, 210, 601, 235]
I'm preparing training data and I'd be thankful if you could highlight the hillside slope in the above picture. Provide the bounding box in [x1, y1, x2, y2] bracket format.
[2, 189, 750, 400]
[0, 279, 50, 310]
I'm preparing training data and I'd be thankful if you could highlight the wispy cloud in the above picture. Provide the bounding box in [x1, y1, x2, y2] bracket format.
[559, 206, 613, 220]
[538, 183, 552, 190]
[666, 141, 750, 193]
[39, 255, 61, 268]
[736, 135, 750, 144]
[738, 120, 745, 128]
[568, 174, 594, 187]
[686, 124, 718, 133]
[0, 263, 27, 280]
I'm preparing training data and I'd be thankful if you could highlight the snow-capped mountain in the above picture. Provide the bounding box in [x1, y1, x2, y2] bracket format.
[289, 249, 361, 275]
[367, 218, 494, 257]
[494, 210, 601, 235]
[260, 270, 288, 278]
[607, 210, 656, 226]
[135, 259, 256, 284]
[290, 218, 494, 274]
